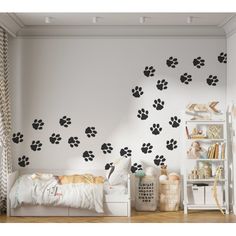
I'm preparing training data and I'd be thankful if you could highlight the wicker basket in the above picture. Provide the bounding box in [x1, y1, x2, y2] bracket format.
[135, 176, 157, 211]
[159, 180, 180, 212]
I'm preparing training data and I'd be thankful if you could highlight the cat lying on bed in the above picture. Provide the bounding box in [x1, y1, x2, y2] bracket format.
[31, 172, 104, 185]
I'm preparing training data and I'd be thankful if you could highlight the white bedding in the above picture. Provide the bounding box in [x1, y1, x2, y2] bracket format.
[103, 180, 127, 195]
[9, 174, 104, 213]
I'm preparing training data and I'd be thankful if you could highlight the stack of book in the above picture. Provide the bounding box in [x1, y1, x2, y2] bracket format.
[207, 143, 225, 159]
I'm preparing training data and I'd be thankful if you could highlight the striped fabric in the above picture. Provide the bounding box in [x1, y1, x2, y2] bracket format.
[0, 27, 12, 214]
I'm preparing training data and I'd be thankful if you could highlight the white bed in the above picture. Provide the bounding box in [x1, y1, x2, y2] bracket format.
[7, 169, 131, 217]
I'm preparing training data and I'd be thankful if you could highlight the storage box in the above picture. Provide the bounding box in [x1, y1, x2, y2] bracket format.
[205, 185, 223, 205]
[187, 185, 205, 205]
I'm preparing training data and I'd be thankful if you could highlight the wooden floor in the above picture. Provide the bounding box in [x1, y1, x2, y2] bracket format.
[1, 210, 236, 223]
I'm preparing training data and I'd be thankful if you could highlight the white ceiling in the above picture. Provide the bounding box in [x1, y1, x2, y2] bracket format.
[13, 13, 235, 26]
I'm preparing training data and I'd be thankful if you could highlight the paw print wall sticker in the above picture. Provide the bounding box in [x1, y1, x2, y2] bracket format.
[83, 151, 95, 162]
[105, 162, 114, 170]
[101, 143, 113, 154]
[132, 86, 144, 98]
[141, 143, 153, 154]
[120, 147, 132, 158]
[18, 155, 30, 167]
[68, 136, 80, 148]
[85, 127, 97, 138]
[32, 119, 44, 130]
[166, 139, 178, 150]
[30, 140, 42, 151]
[193, 57, 205, 68]
[154, 155, 166, 166]
[153, 99, 165, 111]
[166, 57, 178, 68]
[156, 79, 168, 91]
[180, 73, 192, 85]
[12, 132, 23, 144]
[59, 116, 72, 128]
[131, 163, 143, 173]
[150, 124, 162, 135]
[137, 109, 149, 120]
[49, 133, 62, 144]
[169, 116, 181, 128]
[206, 75, 219, 86]
[143, 66, 156, 77]
[218, 52, 227, 63]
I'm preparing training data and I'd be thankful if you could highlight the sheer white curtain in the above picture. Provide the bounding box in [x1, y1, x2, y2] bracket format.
[0, 27, 12, 214]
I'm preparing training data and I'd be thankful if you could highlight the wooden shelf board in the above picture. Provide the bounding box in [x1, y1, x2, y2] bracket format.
[187, 179, 226, 182]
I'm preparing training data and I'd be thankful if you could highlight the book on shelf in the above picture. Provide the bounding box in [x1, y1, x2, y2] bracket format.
[206, 143, 225, 159]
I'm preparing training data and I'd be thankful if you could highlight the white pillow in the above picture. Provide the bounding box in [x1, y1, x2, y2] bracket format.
[105, 158, 131, 185]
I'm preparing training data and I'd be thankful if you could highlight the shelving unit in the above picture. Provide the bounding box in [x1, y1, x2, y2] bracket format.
[183, 115, 229, 214]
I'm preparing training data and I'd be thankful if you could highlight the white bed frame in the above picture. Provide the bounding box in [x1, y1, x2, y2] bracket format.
[7, 169, 131, 217]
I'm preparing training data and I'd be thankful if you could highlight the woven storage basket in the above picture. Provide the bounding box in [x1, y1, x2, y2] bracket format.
[135, 176, 157, 211]
[159, 180, 180, 212]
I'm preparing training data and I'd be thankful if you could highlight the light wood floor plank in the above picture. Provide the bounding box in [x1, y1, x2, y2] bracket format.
[1, 210, 236, 223]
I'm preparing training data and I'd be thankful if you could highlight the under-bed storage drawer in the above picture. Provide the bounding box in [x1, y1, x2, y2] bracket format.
[11, 205, 68, 216]
[69, 202, 128, 216]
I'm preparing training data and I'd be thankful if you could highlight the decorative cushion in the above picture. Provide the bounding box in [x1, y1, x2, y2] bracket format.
[105, 158, 131, 185]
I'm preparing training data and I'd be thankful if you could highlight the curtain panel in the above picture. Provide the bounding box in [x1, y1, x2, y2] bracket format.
[0, 27, 12, 214]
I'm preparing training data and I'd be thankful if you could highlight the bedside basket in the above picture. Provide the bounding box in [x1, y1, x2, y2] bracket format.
[159, 180, 180, 211]
[135, 176, 157, 211]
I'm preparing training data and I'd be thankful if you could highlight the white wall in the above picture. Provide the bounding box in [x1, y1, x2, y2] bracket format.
[8, 37, 226, 176]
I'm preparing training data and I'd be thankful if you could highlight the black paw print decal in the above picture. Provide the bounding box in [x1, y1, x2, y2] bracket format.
[193, 57, 205, 68]
[18, 155, 29, 167]
[153, 99, 165, 111]
[218, 52, 227, 63]
[141, 143, 153, 154]
[68, 137, 80, 148]
[83, 151, 95, 162]
[143, 66, 155, 77]
[137, 109, 149, 120]
[120, 147, 132, 158]
[105, 162, 114, 170]
[206, 75, 219, 86]
[59, 116, 71, 128]
[85, 127, 97, 138]
[166, 139, 178, 150]
[156, 79, 168, 91]
[32, 119, 44, 130]
[101, 143, 113, 154]
[169, 116, 181, 128]
[132, 86, 144, 98]
[30, 140, 42, 151]
[180, 73, 192, 85]
[166, 57, 178, 68]
[12, 132, 23, 144]
[150, 123, 162, 135]
[154, 155, 166, 166]
[49, 133, 62, 144]
[131, 163, 143, 173]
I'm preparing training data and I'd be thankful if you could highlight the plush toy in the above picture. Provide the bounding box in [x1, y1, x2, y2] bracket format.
[160, 165, 168, 176]
[159, 175, 168, 181]
[135, 170, 145, 177]
[168, 172, 180, 181]
[187, 141, 202, 159]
